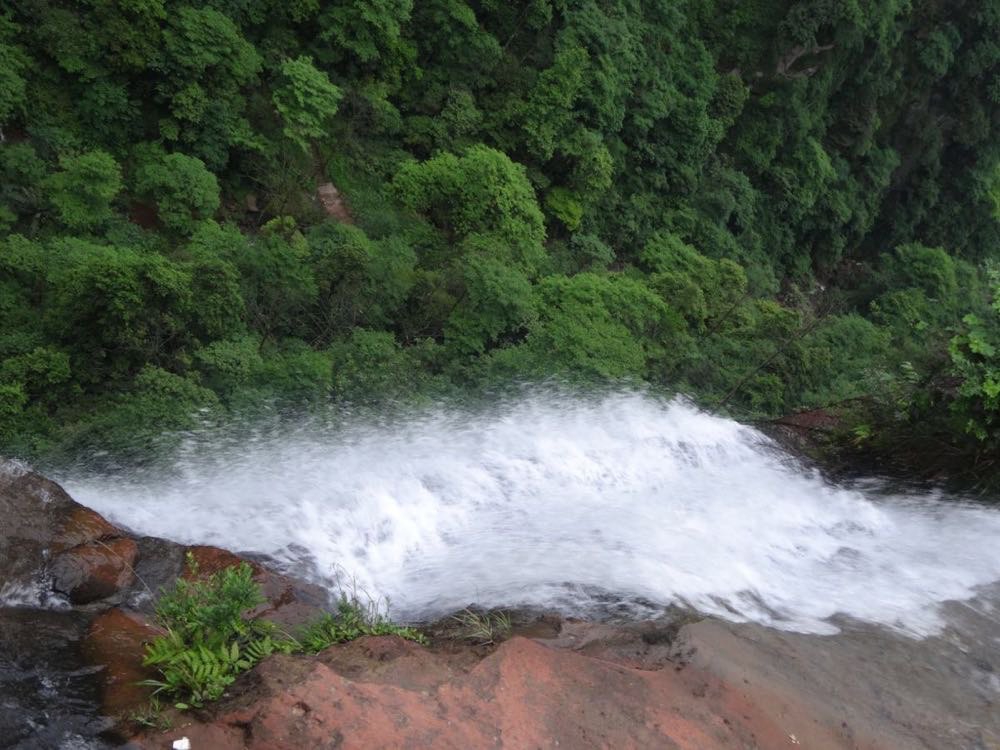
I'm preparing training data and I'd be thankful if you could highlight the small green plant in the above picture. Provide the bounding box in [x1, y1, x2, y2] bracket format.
[450, 609, 512, 646]
[141, 555, 294, 709]
[298, 594, 426, 652]
[126, 696, 172, 730]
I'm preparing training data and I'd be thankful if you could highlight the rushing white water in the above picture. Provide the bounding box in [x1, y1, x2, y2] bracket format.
[61, 392, 1000, 636]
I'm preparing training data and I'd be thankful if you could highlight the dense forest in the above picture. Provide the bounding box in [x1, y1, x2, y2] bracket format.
[0, 0, 997, 479]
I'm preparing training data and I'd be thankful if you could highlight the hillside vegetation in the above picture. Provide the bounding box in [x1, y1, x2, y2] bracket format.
[0, 0, 998, 479]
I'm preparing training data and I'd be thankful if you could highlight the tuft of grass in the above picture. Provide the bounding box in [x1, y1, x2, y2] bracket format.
[126, 696, 172, 731]
[450, 608, 512, 646]
[297, 594, 426, 652]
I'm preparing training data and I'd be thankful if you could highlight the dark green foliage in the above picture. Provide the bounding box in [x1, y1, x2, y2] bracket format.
[949, 272, 1000, 446]
[0, 0, 997, 481]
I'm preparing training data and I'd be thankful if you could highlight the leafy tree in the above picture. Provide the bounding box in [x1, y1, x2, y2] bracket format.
[46, 150, 122, 230]
[134, 151, 220, 234]
[45, 241, 197, 382]
[272, 56, 343, 153]
[329, 328, 434, 402]
[950, 273, 1000, 444]
[490, 273, 685, 380]
[393, 145, 546, 271]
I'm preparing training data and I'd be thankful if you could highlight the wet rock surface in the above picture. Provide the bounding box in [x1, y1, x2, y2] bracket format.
[0, 465, 332, 748]
[52, 538, 139, 605]
[0, 608, 115, 750]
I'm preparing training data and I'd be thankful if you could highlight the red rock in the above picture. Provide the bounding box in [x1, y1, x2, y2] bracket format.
[53, 506, 123, 551]
[183, 545, 263, 579]
[131, 635, 785, 750]
[51, 538, 138, 604]
[83, 608, 163, 716]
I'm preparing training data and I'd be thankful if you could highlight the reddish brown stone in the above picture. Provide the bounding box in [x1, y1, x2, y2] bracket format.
[51, 538, 138, 604]
[53, 506, 122, 552]
[183, 545, 263, 578]
[131, 635, 790, 750]
[83, 608, 163, 717]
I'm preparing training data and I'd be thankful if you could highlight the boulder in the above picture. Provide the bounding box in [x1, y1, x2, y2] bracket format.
[52, 537, 138, 604]
[82, 608, 162, 716]
[0, 462, 133, 605]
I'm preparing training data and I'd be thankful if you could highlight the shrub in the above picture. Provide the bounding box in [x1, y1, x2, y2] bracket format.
[143, 557, 289, 709]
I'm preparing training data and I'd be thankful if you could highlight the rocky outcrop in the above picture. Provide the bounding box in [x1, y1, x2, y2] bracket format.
[51, 537, 138, 604]
[82, 607, 163, 716]
[130, 632, 775, 750]
[0, 463, 331, 734]
[127, 612, 1000, 750]
[1, 463, 137, 607]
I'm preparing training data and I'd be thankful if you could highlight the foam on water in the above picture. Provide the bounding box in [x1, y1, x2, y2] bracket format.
[61, 392, 1000, 635]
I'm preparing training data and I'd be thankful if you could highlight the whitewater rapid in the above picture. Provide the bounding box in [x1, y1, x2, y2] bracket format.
[62, 392, 1000, 636]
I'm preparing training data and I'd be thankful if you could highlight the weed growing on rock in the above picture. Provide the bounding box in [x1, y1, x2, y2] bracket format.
[450, 609, 512, 645]
[298, 595, 427, 652]
[141, 556, 295, 709]
[141, 554, 424, 710]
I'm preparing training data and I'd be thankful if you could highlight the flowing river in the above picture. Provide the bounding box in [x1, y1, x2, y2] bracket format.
[62, 391, 1000, 637]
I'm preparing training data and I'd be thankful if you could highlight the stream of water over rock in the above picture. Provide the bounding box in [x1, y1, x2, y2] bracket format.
[63, 391, 1000, 636]
[5, 391, 1000, 748]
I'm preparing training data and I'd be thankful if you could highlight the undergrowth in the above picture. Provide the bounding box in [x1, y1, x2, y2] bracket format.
[141, 554, 424, 710]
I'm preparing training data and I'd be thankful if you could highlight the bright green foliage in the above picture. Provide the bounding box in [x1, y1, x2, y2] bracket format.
[297, 597, 426, 652]
[445, 245, 537, 355]
[134, 151, 220, 233]
[273, 56, 342, 152]
[393, 146, 546, 271]
[329, 328, 435, 402]
[228, 219, 317, 340]
[143, 556, 423, 709]
[143, 558, 288, 709]
[46, 151, 122, 230]
[66, 367, 221, 459]
[491, 273, 684, 380]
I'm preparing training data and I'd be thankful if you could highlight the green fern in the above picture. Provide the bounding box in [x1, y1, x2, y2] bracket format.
[142, 557, 423, 711]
